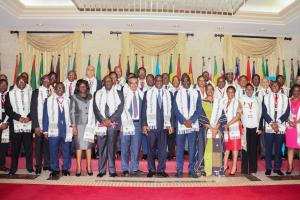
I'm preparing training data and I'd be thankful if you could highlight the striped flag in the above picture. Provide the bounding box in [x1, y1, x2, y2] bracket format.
[30, 55, 37, 90]
[13, 54, 18, 83]
[56, 55, 61, 82]
[134, 54, 139, 76]
[252, 60, 256, 79]
[50, 56, 54, 72]
[207, 57, 212, 80]
[126, 56, 130, 77]
[246, 57, 251, 82]
[141, 56, 145, 68]
[66, 55, 71, 79]
[18, 53, 23, 75]
[188, 57, 194, 84]
[155, 55, 160, 76]
[222, 58, 226, 77]
[96, 54, 101, 80]
[265, 59, 269, 77]
[117, 54, 121, 68]
[72, 53, 77, 71]
[38, 53, 44, 86]
[169, 54, 173, 80]
[87, 55, 91, 66]
[261, 58, 266, 77]
[106, 56, 112, 75]
[176, 54, 181, 78]
[283, 60, 287, 81]
[290, 58, 295, 87]
[234, 58, 240, 81]
[213, 56, 218, 84]
[276, 58, 280, 77]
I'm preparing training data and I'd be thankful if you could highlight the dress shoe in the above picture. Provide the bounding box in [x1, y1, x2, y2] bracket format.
[97, 173, 105, 178]
[62, 170, 70, 176]
[8, 171, 16, 176]
[109, 173, 118, 177]
[265, 169, 271, 176]
[35, 168, 42, 175]
[49, 171, 59, 177]
[273, 169, 284, 176]
[175, 172, 183, 178]
[86, 168, 93, 176]
[122, 171, 129, 177]
[75, 171, 81, 177]
[142, 154, 147, 160]
[147, 172, 155, 178]
[157, 172, 169, 178]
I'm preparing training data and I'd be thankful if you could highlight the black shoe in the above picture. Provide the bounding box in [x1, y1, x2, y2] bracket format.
[27, 169, 34, 173]
[147, 172, 155, 178]
[0, 166, 9, 172]
[265, 169, 271, 176]
[286, 169, 293, 175]
[86, 168, 93, 176]
[75, 172, 81, 177]
[97, 173, 105, 178]
[49, 171, 59, 177]
[201, 171, 207, 177]
[43, 167, 50, 171]
[8, 171, 16, 176]
[175, 172, 183, 178]
[109, 173, 118, 177]
[273, 169, 284, 176]
[62, 170, 70, 176]
[157, 172, 169, 177]
[122, 171, 129, 177]
[35, 168, 41, 175]
[142, 154, 147, 160]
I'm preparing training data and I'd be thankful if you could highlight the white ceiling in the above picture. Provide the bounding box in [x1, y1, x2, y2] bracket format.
[0, 0, 299, 36]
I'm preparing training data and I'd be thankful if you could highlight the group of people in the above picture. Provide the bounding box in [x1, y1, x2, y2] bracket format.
[0, 64, 299, 179]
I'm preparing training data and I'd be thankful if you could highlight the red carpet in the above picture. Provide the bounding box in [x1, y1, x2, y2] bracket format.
[0, 183, 299, 200]
[5, 156, 300, 172]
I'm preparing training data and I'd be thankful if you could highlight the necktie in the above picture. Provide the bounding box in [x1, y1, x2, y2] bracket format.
[274, 93, 278, 119]
[105, 104, 110, 118]
[69, 82, 72, 96]
[157, 90, 162, 109]
[132, 92, 138, 118]
[21, 90, 25, 111]
[186, 90, 190, 112]
[57, 97, 63, 111]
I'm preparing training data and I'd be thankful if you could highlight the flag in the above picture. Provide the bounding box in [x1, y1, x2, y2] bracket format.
[169, 54, 173, 80]
[189, 57, 194, 84]
[126, 56, 130, 77]
[18, 53, 22, 75]
[141, 56, 145, 68]
[13, 54, 18, 83]
[222, 58, 226, 77]
[66, 55, 71, 79]
[87, 55, 91, 66]
[106, 56, 112, 75]
[38, 53, 44, 86]
[265, 59, 269, 77]
[72, 53, 77, 71]
[117, 54, 121, 68]
[134, 54, 139, 76]
[50, 56, 54, 72]
[213, 56, 218, 83]
[276, 58, 280, 77]
[202, 56, 205, 73]
[96, 54, 101, 80]
[30, 55, 37, 90]
[261, 58, 266, 77]
[176, 54, 181, 78]
[155, 55, 160, 76]
[283, 60, 287, 81]
[234, 58, 240, 81]
[246, 57, 251, 82]
[207, 57, 212, 80]
[297, 60, 300, 76]
[290, 58, 295, 87]
[56, 55, 61, 82]
[252, 60, 256, 79]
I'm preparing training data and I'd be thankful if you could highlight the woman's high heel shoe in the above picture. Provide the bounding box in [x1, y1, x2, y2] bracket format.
[229, 169, 236, 176]
[286, 168, 293, 175]
[75, 169, 81, 177]
[87, 168, 93, 176]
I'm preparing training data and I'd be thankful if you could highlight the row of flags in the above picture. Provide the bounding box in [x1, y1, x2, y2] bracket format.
[12, 53, 300, 91]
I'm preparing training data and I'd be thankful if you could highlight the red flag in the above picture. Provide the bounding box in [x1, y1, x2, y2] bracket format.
[176, 54, 181, 78]
[141, 56, 144, 68]
[117, 54, 121, 68]
[189, 57, 194, 84]
[13, 54, 18, 83]
[246, 57, 251, 82]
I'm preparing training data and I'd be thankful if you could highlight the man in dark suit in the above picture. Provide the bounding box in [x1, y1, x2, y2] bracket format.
[94, 75, 124, 177]
[0, 79, 9, 171]
[141, 75, 175, 178]
[30, 75, 51, 174]
[85, 65, 102, 95]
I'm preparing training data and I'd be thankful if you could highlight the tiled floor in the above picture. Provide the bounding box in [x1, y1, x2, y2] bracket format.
[0, 170, 299, 187]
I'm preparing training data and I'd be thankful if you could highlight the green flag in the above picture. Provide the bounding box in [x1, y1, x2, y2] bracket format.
[265, 59, 269, 77]
[72, 53, 77, 71]
[96, 54, 101, 80]
[30, 55, 37, 90]
[261, 58, 266, 77]
[169, 54, 173, 80]
[213, 56, 218, 83]
[18, 53, 22, 75]
[38, 53, 44, 86]
[88, 55, 91, 66]
[290, 58, 295, 87]
[283, 60, 287, 81]
[134, 54, 139, 76]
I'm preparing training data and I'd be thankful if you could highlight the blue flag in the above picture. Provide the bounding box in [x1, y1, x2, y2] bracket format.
[252, 60, 256, 78]
[155, 55, 160, 75]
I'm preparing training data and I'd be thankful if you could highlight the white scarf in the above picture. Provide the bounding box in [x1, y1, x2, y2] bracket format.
[223, 98, 240, 141]
[0, 92, 7, 121]
[214, 86, 226, 100]
[169, 85, 181, 95]
[37, 86, 51, 130]
[288, 98, 300, 145]
[94, 88, 121, 136]
[175, 87, 199, 134]
[235, 85, 246, 100]
[63, 79, 77, 98]
[1, 116, 9, 143]
[196, 86, 207, 99]
[85, 77, 97, 95]
[121, 89, 143, 135]
[146, 87, 172, 130]
[83, 96, 96, 143]
[46, 94, 72, 142]
[9, 87, 32, 133]
[264, 92, 288, 134]
[118, 77, 126, 87]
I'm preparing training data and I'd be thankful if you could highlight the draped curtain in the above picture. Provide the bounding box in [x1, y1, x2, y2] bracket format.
[223, 35, 285, 80]
[121, 32, 187, 76]
[18, 32, 81, 82]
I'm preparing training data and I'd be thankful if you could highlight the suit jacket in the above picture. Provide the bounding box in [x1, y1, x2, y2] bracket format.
[30, 89, 39, 129]
[141, 90, 175, 130]
[93, 90, 124, 130]
[70, 94, 92, 126]
[96, 80, 102, 91]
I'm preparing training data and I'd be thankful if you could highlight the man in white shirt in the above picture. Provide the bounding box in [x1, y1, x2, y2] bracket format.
[63, 70, 77, 98]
